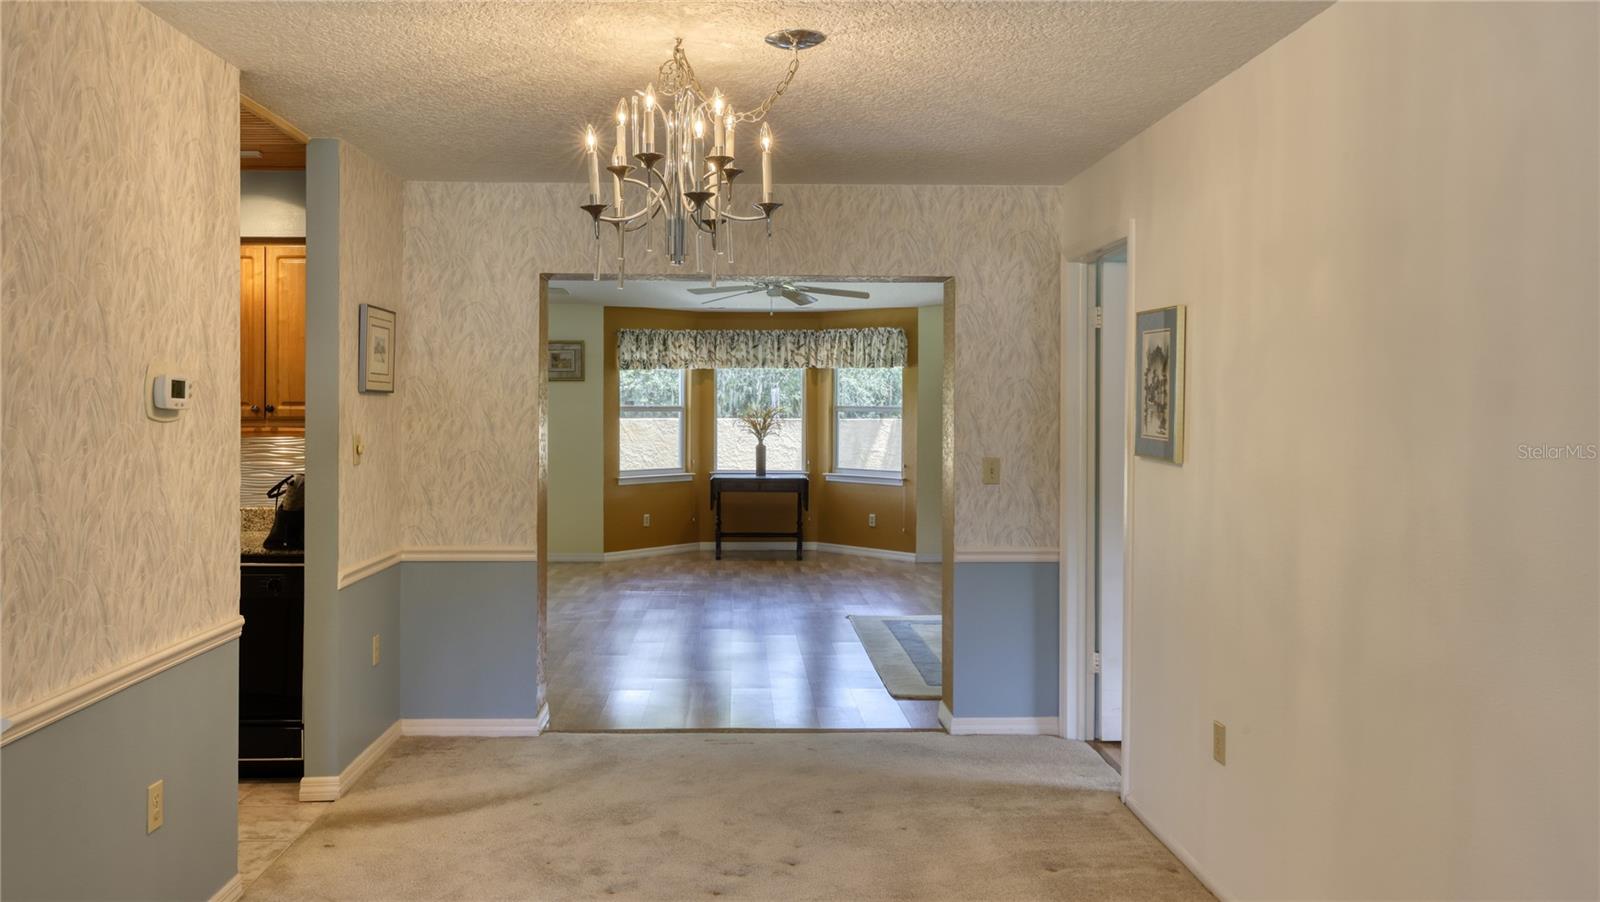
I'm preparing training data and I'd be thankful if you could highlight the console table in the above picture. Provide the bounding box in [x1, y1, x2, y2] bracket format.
[709, 474, 810, 560]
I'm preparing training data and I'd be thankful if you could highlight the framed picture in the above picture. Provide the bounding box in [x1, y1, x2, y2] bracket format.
[1135, 305, 1185, 464]
[548, 340, 585, 382]
[359, 304, 396, 393]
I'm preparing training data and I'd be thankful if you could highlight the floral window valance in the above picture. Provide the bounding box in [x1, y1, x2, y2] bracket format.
[616, 327, 907, 370]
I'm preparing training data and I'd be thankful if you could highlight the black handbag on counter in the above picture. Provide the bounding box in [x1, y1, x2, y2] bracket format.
[264, 473, 306, 549]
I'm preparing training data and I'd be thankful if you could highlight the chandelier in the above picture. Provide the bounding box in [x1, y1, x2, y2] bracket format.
[578, 29, 826, 286]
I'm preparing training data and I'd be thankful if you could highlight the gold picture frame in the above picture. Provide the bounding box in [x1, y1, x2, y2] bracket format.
[547, 340, 585, 382]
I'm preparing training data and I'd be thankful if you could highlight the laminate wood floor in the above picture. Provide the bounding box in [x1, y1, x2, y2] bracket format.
[547, 551, 943, 731]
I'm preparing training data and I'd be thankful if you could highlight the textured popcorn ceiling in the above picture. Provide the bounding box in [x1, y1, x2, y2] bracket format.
[146, 1, 1328, 184]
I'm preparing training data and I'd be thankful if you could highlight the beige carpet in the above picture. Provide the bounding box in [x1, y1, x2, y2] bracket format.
[245, 734, 1210, 901]
[847, 615, 942, 699]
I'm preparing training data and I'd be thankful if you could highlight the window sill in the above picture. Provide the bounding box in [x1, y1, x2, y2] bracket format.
[710, 470, 808, 478]
[824, 471, 904, 487]
[617, 472, 694, 486]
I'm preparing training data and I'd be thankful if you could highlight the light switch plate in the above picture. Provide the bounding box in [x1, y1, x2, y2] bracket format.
[981, 457, 1001, 485]
[147, 780, 164, 833]
[1213, 721, 1226, 765]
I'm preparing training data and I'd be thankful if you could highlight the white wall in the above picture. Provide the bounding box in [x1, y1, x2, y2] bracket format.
[1058, 3, 1598, 899]
[546, 301, 604, 556]
[241, 169, 305, 238]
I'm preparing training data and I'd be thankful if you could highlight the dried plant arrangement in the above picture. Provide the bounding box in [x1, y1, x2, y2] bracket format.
[737, 404, 783, 443]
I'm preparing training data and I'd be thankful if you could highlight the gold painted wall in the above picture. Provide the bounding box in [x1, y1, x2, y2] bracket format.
[601, 306, 921, 555]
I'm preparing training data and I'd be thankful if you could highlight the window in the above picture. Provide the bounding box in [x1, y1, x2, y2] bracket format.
[834, 367, 903, 474]
[715, 368, 804, 472]
[619, 368, 686, 476]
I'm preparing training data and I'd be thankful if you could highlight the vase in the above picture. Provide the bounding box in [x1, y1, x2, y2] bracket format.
[755, 442, 767, 477]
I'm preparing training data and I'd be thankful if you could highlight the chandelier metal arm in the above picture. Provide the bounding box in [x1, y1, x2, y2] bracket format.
[657, 37, 801, 124]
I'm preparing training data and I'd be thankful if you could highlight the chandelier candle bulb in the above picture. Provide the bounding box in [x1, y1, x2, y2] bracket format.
[760, 123, 774, 203]
[615, 99, 628, 158]
[585, 126, 600, 200]
[644, 85, 656, 152]
[725, 113, 736, 161]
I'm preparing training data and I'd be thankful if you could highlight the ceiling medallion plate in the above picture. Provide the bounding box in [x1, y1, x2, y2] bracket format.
[765, 29, 827, 51]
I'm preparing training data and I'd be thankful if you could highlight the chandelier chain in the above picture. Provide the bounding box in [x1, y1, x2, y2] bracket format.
[656, 37, 800, 123]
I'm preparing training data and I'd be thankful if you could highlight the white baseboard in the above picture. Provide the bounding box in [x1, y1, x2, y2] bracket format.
[811, 542, 917, 563]
[916, 552, 944, 564]
[207, 873, 244, 902]
[1125, 794, 1232, 900]
[299, 719, 400, 801]
[938, 702, 954, 732]
[602, 542, 703, 562]
[944, 713, 1060, 735]
[401, 705, 549, 737]
[546, 552, 604, 563]
[598, 541, 916, 563]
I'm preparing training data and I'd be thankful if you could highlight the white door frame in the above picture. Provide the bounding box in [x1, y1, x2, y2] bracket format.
[1059, 221, 1137, 799]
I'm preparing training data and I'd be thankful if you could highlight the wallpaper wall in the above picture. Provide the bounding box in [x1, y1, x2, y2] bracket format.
[402, 182, 1059, 551]
[0, 2, 239, 713]
[402, 184, 540, 550]
[337, 143, 407, 569]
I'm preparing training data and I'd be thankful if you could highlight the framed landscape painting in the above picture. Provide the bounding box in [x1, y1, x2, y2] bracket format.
[1134, 305, 1186, 464]
[548, 340, 585, 382]
[359, 304, 396, 393]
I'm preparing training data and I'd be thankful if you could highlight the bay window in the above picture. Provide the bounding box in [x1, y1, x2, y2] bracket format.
[834, 367, 903, 475]
[715, 368, 805, 472]
[619, 368, 687, 478]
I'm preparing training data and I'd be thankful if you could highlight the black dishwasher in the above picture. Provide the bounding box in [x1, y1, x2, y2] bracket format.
[239, 565, 304, 777]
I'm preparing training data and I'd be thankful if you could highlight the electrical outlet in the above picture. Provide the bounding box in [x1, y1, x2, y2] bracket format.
[868, 513, 877, 528]
[982, 457, 1001, 484]
[642, 513, 651, 527]
[372, 634, 381, 667]
[147, 780, 164, 834]
[1213, 721, 1226, 765]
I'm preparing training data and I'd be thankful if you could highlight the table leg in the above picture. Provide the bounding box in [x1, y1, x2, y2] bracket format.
[795, 492, 804, 561]
[715, 493, 723, 560]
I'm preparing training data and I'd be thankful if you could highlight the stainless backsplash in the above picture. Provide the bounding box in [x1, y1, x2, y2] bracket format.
[241, 434, 305, 507]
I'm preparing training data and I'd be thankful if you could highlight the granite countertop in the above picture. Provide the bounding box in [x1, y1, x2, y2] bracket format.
[242, 507, 303, 563]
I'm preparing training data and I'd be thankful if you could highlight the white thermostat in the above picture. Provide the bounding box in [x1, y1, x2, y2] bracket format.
[152, 374, 193, 411]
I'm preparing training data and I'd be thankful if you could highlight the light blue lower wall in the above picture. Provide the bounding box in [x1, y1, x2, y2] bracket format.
[0, 642, 239, 901]
[332, 566, 402, 770]
[952, 562, 1059, 718]
[400, 561, 541, 718]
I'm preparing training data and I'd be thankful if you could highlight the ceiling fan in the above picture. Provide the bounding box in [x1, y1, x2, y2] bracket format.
[688, 279, 872, 308]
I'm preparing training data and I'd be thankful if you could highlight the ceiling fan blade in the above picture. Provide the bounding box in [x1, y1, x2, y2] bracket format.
[793, 285, 871, 299]
[688, 284, 757, 295]
[781, 288, 818, 307]
[700, 288, 765, 304]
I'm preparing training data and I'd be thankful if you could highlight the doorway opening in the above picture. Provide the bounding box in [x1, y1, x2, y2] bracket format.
[1089, 245, 1128, 771]
[540, 274, 950, 731]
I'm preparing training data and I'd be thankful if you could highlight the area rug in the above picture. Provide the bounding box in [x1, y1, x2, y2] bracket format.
[847, 614, 942, 699]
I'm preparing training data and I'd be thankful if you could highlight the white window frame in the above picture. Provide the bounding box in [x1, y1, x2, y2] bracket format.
[618, 368, 689, 484]
[712, 367, 807, 475]
[831, 367, 905, 484]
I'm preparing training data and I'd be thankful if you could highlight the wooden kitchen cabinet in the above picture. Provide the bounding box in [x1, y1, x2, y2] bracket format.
[241, 243, 305, 432]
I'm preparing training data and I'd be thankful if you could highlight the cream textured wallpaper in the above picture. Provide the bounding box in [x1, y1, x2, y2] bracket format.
[402, 182, 1059, 551]
[401, 184, 541, 550]
[337, 143, 407, 568]
[1059, 3, 1597, 899]
[1, 2, 239, 712]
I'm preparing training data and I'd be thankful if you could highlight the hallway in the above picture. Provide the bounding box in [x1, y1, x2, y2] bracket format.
[240, 733, 1209, 900]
